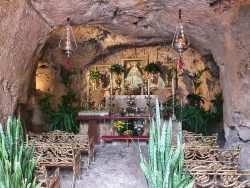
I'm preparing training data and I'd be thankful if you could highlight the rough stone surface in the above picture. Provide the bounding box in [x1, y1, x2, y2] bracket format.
[0, 1, 52, 123]
[1, 0, 250, 170]
[60, 145, 148, 188]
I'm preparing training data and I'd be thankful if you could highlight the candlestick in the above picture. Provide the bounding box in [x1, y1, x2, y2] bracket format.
[110, 73, 113, 96]
[147, 79, 150, 96]
[172, 76, 176, 120]
[86, 71, 90, 110]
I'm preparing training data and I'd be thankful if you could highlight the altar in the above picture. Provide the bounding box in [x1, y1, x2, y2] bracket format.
[105, 95, 156, 113]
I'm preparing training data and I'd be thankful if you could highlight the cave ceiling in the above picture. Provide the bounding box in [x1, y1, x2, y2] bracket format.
[31, 0, 250, 55]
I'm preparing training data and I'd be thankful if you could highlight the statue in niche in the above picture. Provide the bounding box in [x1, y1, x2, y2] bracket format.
[125, 61, 143, 92]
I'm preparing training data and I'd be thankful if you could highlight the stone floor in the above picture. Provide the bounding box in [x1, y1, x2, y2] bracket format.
[60, 144, 148, 188]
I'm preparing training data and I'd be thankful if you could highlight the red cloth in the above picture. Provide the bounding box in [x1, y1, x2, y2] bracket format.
[66, 58, 71, 71]
[178, 55, 184, 69]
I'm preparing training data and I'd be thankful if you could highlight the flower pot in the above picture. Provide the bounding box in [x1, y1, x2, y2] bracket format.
[136, 130, 144, 136]
[117, 131, 123, 136]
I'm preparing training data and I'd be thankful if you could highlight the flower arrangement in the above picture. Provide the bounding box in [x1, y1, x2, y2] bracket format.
[134, 121, 144, 136]
[123, 130, 134, 136]
[114, 120, 126, 131]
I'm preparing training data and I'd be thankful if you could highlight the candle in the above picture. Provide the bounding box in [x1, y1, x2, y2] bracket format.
[147, 79, 150, 96]
[172, 76, 175, 115]
[110, 73, 113, 96]
[86, 71, 90, 110]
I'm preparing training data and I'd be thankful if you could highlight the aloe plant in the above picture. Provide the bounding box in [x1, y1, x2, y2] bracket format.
[0, 115, 40, 188]
[140, 98, 194, 188]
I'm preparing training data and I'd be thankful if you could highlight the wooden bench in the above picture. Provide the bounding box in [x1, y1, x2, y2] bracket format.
[35, 165, 61, 188]
[34, 143, 81, 187]
[29, 130, 94, 168]
[100, 135, 149, 146]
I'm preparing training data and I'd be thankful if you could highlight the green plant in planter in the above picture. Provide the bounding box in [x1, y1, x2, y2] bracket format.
[0, 115, 40, 188]
[144, 61, 161, 74]
[109, 64, 124, 75]
[50, 91, 80, 133]
[89, 68, 101, 81]
[140, 98, 194, 188]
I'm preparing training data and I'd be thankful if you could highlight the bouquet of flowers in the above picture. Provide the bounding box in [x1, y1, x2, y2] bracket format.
[134, 121, 144, 136]
[114, 120, 126, 135]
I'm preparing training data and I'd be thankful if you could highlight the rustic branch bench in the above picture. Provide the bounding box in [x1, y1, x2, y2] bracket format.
[34, 143, 81, 187]
[29, 130, 94, 168]
[100, 135, 149, 146]
[35, 165, 61, 188]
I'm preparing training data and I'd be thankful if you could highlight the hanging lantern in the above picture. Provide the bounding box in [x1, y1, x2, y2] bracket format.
[58, 17, 77, 70]
[172, 9, 190, 69]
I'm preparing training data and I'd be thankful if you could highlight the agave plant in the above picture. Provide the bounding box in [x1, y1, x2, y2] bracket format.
[140, 98, 194, 188]
[0, 115, 40, 188]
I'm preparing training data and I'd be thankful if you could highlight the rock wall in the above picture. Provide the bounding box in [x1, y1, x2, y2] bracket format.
[213, 5, 250, 170]
[0, 1, 52, 123]
[1, 0, 250, 170]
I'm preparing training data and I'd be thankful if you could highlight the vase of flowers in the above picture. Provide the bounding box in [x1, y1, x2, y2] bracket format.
[114, 120, 126, 135]
[134, 121, 144, 136]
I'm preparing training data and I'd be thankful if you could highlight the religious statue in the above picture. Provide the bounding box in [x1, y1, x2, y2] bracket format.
[125, 61, 143, 90]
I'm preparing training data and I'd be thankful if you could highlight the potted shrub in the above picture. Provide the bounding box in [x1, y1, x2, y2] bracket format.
[143, 61, 161, 74]
[109, 64, 124, 75]
[89, 68, 101, 81]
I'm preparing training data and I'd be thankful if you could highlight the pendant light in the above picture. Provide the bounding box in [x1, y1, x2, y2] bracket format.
[172, 9, 190, 69]
[58, 17, 77, 71]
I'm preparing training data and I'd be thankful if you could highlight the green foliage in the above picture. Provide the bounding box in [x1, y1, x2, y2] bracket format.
[207, 92, 223, 125]
[178, 106, 209, 135]
[144, 61, 162, 74]
[176, 93, 223, 135]
[165, 67, 175, 82]
[60, 66, 78, 88]
[188, 67, 208, 92]
[38, 93, 53, 116]
[89, 69, 101, 81]
[0, 115, 40, 188]
[186, 93, 205, 107]
[109, 64, 124, 75]
[140, 98, 194, 188]
[50, 92, 80, 133]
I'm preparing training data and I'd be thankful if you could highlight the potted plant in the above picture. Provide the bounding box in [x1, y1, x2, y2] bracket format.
[143, 61, 161, 74]
[50, 91, 80, 133]
[109, 64, 124, 75]
[89, 68, 101, 81]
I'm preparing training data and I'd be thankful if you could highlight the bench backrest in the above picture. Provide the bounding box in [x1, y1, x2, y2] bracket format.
[34, 143, 80, 166]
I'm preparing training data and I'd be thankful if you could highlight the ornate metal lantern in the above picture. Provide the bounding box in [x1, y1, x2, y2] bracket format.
[172, 9, 190, 69]
[58, 17, 77, 70]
